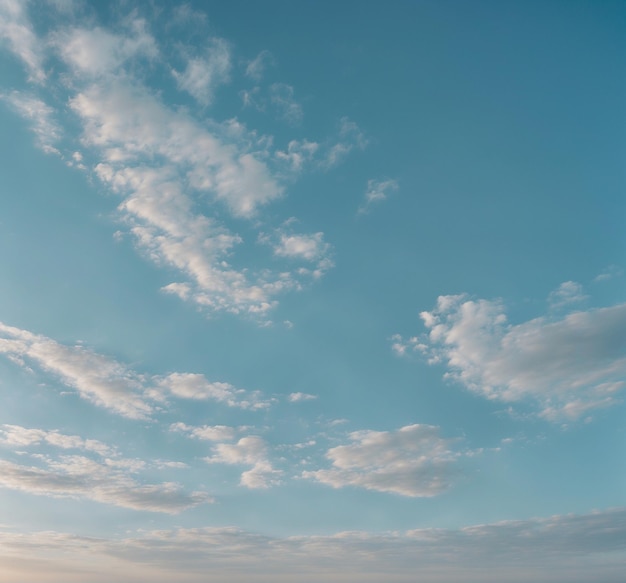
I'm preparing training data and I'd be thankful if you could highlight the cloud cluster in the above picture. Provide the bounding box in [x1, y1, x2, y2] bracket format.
[405, 293, 626, 420]
[303, 424, 461, 497]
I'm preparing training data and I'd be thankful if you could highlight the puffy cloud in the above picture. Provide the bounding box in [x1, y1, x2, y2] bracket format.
[413, 294, 626, 420]
[274, 139, 319, 172]
[1, 508, 625, 582]
[205, 436, 281, 489]
[303, 424, 461, 497]
[172, 38, 231, 105]
[52, 20, 158, 77]
[358, 178, 398, 214]
[0, 455, 210, 513]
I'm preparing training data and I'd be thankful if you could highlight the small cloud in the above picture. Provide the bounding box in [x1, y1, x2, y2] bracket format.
[358, 178, 398, 214]
[288, 392, 317, 402]
[269, 83, 302, 125]
[245, 50, 274, 81]
[548, 281, 587, 309]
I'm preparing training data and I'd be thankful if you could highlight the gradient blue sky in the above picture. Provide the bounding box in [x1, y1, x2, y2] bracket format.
[0, 1, 625, 581]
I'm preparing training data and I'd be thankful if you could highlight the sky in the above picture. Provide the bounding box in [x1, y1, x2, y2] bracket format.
[0, 0, 625, 581]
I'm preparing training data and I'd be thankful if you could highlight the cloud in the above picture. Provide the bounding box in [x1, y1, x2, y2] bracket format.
[0, 424, 115, 457]
[245, 50, 273, 80]
[0, 0, 45, 82]
[0, 322, 152, 419]
[274, 139, 319, 172]
[172, 38, 231, 105]
[358, 178, 398, 214]
[0, 455, 210, 513]
[548, 281, 587, 309]
[156, 373, 271, 409]
[1, 91, 61, 153]
[269, 83, 302, 125]
[411, 294, 626, 421]
[52, 19, 158, 77]
[324, 117, 368, 168]
[303, 424, 461, 497]
[287, 392, 317, 402]
[205, 436, 282, 489]
[170, 422, 236, 442]
[1, 508, 625, 582]
[0, 322, 272, 418]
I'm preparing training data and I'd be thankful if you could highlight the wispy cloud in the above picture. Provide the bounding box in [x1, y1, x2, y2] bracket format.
[0, 454, 210, 513]
[0, 322, 271, 418]
[303, 424, 462, 497]
[358, 178, 398, 214]
[172, 38, 231, 105]
[0, 0, 46, 83]
[400, 294, 626, 421]
[1, 91, 61, 153]
[287, 392, 317, 402]
[548, 281, 587, 309]
[1, 508, 624, 582]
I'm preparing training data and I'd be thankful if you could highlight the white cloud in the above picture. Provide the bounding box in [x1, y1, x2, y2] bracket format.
[287, 392, 317, 402]
[0, 0, 45, 82]
[53, 20, 158, 77]
[172, 38, 231, 105]
[0, 322, 152, 419]
[0, 322, 272, 418]
[0, 424, 115, 457]
[269, 83, 302, 125]
[414, 294, 626, 420]
[157, 373, 271, 410]
[358, 178, 398, 214]
[1, 91, 61, 153]
[303, 424, 461, 497]
[274, 139, 319, 172]
[170, 423, 236, 442]
[0, 455, 210, 513]
[205, 436, 281, 489]
[548, 281, 587, 309]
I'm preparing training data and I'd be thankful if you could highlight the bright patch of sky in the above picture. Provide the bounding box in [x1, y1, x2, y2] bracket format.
[0, 1, 624, 581]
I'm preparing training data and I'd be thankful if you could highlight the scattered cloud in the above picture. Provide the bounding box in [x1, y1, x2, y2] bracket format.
[0, 424, 115, 457]
[0, 91, 61, 154]
[287, 392, 317, 402]
[324, 117, 368, 168]
[170, 422, 236, 442]
[0, 322, 272, 418]
[594, 265, 623, 283]
[0, 454, 210, 513]
[408, 294, 626, 421]
[172, 38, 231, 105]
[245, 50, 273, 81]
[548, 281, 587, 309]
[0, 321, 152, 420]
[205, 436, 281, 489]
[0, 0, 46, 83]
[303, 424, 462, 497]
[269, 83, 302, 125]
[358, 178, 398, 214]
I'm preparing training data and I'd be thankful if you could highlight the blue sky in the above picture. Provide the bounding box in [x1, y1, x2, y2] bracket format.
[0, 1, 625, 581]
